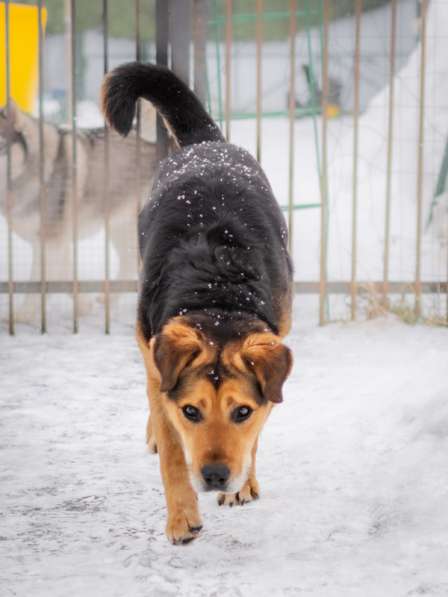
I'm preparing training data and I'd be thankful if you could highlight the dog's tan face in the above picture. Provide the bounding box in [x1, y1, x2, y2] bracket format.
[150, 318, 292, 493]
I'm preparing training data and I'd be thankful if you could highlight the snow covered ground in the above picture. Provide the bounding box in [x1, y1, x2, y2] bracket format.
[1, 311, 448, 596]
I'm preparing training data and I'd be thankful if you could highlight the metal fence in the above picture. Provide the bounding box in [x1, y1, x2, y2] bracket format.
[1, 0, 447, 334]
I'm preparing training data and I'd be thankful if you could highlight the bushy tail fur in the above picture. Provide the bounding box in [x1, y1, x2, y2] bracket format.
[101, 62, 224, 147]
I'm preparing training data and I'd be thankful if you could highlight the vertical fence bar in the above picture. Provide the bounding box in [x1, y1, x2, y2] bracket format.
[224, 0, 232, 141]
[415, 0, 428, 319]
[213, 3, 224, 128]
[156, 2, 168, 65]
[68, 0, 79, 333]
[287, 0, 296, 254]
[135, 0, 141, 65]
[319, 0, 330, 326]
[383, 0, 397, 306]
[102, 0, 110, 334]
[255, 0, 263, 163]
[155, 0, 169, 159]
[135, 0, 142, 275]
[38, 0, 47, 333]
[170, 0, 191, 85]
[193, 0, 208, 106]
[351, 0, 362, 320]
[4, 0, 14, 334]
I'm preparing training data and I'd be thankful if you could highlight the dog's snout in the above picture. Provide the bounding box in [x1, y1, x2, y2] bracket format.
[201, 463, 230, 489]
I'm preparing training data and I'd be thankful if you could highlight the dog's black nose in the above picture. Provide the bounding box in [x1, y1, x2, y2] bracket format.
[201, 463, 230, 489]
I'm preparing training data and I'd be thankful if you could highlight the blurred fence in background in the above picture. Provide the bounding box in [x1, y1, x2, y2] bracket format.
[1, 0, 447, 333]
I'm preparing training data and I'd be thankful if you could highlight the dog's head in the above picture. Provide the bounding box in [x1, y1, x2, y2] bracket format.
[0, 102, 28, 174]
[0, 102, 18, 145]
[149, 314, 292, 493]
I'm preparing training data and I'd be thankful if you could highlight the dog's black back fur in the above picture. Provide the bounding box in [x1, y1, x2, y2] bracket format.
[138, 142, 291, 338]
[102, 63, 292, 340]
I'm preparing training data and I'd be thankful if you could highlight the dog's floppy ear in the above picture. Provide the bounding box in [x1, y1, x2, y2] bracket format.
[241, 333, 292, 403]
[153, 321, 205, 393]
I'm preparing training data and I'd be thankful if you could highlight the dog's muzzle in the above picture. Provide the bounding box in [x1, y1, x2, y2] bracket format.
[201, 463, 230, 490]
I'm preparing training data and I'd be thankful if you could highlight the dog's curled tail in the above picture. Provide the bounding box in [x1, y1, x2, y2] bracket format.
[101, 62, 224, 147]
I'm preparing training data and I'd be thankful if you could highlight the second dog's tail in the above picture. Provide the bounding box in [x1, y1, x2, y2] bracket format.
[101, 62, 224, 147]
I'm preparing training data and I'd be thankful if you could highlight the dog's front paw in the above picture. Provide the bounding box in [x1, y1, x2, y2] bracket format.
[217, 478, 260, 507]
[166, 505, 203, 545]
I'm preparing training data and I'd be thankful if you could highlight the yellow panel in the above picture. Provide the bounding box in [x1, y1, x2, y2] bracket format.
[0, 2, 47, 112]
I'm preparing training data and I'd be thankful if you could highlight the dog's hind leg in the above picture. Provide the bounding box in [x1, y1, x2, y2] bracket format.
[16, 233, 92, 324]
[217, 439, 260, 507]
[15, 240, 41, 324]
[110, 215, 138, 281]
[96, 215, 138, 311]
[146, 414, 157, 454]
[47, 233, 93, 318]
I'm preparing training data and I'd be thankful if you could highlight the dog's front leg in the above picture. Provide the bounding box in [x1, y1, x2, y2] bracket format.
[138, 327, 202, 543]
[152, 405, 203, 544]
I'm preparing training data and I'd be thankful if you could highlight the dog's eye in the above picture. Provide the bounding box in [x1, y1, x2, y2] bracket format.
[182, 404, 203, 423]
[231, 405, 253, 423]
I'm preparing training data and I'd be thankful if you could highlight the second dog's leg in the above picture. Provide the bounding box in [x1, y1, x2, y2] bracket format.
[110, 215, 138, 281]
[18, 234, 92, 321]
[15, 240, 40, 324]
[146, 414, 157, 454]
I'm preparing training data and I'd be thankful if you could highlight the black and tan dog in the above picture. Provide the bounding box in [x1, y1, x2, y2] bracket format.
[102, 62, 293, 544]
